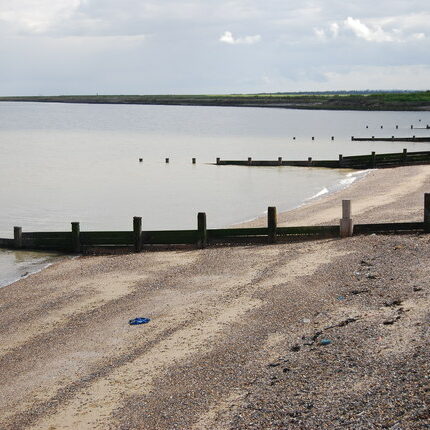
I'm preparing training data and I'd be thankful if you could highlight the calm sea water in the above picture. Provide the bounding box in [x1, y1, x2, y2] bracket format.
[1, 102, 430, 286]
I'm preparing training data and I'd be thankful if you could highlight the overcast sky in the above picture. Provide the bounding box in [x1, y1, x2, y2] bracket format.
[0, 0, 429, 95]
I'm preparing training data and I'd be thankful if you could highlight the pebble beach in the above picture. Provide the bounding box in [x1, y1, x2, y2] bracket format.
[0, 165, 429, 429]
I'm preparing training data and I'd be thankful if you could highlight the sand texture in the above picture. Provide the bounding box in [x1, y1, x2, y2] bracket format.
[0, 165, 429, 429]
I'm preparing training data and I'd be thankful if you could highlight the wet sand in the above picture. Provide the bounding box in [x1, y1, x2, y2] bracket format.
[0, 165, 429, 429]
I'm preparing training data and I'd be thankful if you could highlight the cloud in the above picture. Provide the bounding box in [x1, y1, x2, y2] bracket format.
[344, 17, 394, 42]
[0, 0, 81, 33]
[219, 31, 261, 45]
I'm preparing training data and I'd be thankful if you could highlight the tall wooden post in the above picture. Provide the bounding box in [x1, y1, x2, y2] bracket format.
[278, 157, 282, 166]
[14, 227, 22, 249]
[71, 222, 80, 253]
[338, 154, 343, 167]
[197, 212, 207, 248]
[133, 216, 142, 252]
[192, 158, 196, 164]
[340, 200, 353, 238]
[268, 206, 277, 244]
[424, 194, 430, 233]
[371, 151, 376, 168]
[165, 158, 169, 163]
[402, 148, 407, 164]
[216, 157, 220, 165]
[247, 157, 252, 166]
[308, 157, 312, 166]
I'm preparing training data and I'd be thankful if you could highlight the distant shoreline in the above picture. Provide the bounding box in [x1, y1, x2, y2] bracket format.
[1, 92, 430, 111]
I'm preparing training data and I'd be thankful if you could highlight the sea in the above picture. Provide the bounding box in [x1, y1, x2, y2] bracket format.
[1, 102, 430, 287]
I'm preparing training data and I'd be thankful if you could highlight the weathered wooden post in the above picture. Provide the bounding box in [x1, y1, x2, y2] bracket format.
[331, 136, 334, 140]
[402, 148, 407, 164]
[216, 157, 220, 165]
[278, 157, 282, 166]
[413, 136, 416, 141]
[372, 136, 375, 140]
[340, 200, 353, 238]
[312, 136, 315, 141]
[133, 216, 142, 252]
[308, 157, 312, 166]
[192, 158, 196, 164]
[371, 151, 376, 168]
[197, 212, 207, 248]
[391, 136, 394, 140]
[396, 125, 399, 129]
[14, 227, 22, 249]
[351, 136, 354, 141]
[71, 222, 80, 253]
[424, 194, 430, 233]
[381, 125, 383, 129]
[165, 158, 169, 163]
[293, 137, 296, 140]
[338, 154, 343, 167]
[267, 206, 277, 244]
[247, 157, 252, 166]
[411, 125, 413, 129]
[139, 158, 143, 162]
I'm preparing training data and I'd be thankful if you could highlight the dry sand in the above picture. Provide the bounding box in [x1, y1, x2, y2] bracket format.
[0, 165, 429, 430]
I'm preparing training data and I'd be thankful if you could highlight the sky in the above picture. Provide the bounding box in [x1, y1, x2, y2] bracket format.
[0, 0, 429, 95]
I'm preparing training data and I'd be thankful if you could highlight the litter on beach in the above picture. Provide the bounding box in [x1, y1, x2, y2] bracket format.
[129, 317, 151, 325]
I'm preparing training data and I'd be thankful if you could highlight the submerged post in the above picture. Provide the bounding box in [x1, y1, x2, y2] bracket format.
[14, 227, 22, 249]
[340, 200, 353, 238]
[133, 216, 142, 252]
[71, 222, 80, 253]
[216, 157, 220, 165]
[247, 157, 252, 166]
[278, 156, 282, 166]
[139, 158, 143, 162]
[192, 158, 196, 164]
[308, 157, 313, 166]
[165, 158, 169, 163]
[331, 136, 334, 140]
[267, 206, 277, 244]
[197, 212, 207, 248]
[424, 194, 430, 233]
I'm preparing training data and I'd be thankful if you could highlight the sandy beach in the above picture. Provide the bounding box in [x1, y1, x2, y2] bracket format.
[1, 165, 429, 429]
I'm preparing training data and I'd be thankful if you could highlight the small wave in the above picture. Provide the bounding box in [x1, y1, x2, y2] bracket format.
[309, 187, 329, 199]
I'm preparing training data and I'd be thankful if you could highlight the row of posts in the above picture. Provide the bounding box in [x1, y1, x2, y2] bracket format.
[12, 194, 430, 252]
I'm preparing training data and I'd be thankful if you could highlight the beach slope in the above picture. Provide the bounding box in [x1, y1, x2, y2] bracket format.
[0, 166, 429, 429]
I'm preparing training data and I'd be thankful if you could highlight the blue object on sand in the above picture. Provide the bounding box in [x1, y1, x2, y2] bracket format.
[320, 339, 332, 346]
[129, 317, 151, 325]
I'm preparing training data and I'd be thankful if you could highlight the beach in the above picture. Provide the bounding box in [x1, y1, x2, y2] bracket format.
[1, 165, 429, 429]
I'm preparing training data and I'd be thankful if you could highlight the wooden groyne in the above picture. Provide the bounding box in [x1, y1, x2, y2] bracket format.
[352, 136, 430, 142]
[216, 149, 430, 169]
[1, 195, 430, 253]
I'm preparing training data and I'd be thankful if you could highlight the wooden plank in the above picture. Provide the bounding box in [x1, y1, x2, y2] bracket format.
[0, 238, 14, 247]
[354, 222, 423, 234]
[277, 226, 339, 235]
[80, 231, 134, 245]
[143, 230, 198, 244]
[208, 228, 268, 238]
[23, 232, 72, 239]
